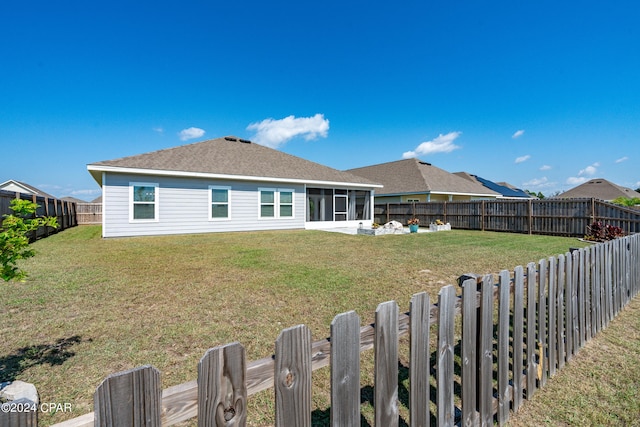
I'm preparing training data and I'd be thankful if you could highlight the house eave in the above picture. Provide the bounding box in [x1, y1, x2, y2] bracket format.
[87, 164, 383, 190]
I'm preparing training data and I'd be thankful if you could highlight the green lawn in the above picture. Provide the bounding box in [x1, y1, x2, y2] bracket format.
[0, 226, 600, 425]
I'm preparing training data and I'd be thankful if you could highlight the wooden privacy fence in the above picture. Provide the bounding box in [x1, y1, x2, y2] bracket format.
[375, 198, 640, 237]
[7, 234, 635, 426]
[75, 203, 102, 225]
[0, 190, 77, 239]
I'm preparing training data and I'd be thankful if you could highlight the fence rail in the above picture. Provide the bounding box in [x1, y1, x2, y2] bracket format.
[0, 190, 77, 239]
[375, 198, 640, 237]
[6, 233, 631, 426]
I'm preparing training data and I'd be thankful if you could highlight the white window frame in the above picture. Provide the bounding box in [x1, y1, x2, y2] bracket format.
[129, 182, 159, 223]
[208, 185, 231, 221]
[278, 188, 294, 218]
[258, 188, 295, 219]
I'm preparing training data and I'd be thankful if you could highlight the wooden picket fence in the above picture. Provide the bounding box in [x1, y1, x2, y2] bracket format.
[6, 234, 638, 426]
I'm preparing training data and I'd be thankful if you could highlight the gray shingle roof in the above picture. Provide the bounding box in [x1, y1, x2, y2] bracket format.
[347, 158, 500, 196]
[88, 136, 380, 187]
[556, 178, 640, 201]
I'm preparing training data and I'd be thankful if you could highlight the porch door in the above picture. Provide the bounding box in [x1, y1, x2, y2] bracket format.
[334, 190, 348, 221]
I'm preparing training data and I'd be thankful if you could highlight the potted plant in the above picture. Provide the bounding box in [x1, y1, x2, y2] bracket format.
[408, 217, 420, 233]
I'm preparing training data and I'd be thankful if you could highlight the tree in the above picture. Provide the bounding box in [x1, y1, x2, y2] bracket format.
[1, 199, 58, 282]
[611, 196, 640, 207]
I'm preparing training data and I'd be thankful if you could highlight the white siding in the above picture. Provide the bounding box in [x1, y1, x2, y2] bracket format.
[102, 173, 305, 237]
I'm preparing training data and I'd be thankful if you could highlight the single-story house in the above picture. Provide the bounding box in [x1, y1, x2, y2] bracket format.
[346, 158, 500, 203]
[453, 172, 535, 199]
[555, 178, 640, 201]
[87, 136, 382, 238]
[0, 180, 56, 199]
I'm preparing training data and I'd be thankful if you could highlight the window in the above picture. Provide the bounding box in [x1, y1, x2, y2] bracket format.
[130, 182, 158, 221]
[279, 190, 293, 217]
[259, 188, 294, 219]
[260, 189, 275, 218]
[209, 186, 230, 220]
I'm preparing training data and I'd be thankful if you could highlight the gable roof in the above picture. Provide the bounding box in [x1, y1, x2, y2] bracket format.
[556, 178, 640, 201]
[87, 136, 381, 188]
[347, 158, 500, 197]
[0, 180, 56, 199]
[454, 172, 534, 198]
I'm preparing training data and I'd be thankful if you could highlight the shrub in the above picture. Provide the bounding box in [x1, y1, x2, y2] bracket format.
[584, 221, 625, 242]
[0, 199, 58, 282]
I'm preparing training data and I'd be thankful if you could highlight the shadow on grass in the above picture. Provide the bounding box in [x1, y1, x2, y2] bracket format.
[0, 335, 89, 382]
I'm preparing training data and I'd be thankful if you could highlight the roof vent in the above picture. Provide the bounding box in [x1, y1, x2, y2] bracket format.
[239, 138, 251, 144]
[224, 136, 238, 142]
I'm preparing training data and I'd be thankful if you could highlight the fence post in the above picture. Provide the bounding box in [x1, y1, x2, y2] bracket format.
[497, 270, 511, 425]
[274, 325, 312, 427]
[478, 275, 494, 426]
[330, 311, 361, 426]
[197, 342, 247, 427]
[375, 301, 399, 427]
[410, 292, 431, 426]
[94, 365, 162, 427]
[437, 285, 456, 426]
[461, 280, 478, 426]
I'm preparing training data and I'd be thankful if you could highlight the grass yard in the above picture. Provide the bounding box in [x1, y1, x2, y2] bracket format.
[0, 225, 616, 425]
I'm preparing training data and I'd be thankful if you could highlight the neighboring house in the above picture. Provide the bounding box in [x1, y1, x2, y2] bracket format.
[61, 196, 88, 204]
[87, 136, 381, 238]
[0, 179, 56, 199]
[346, 158, 500, 203]
[556, 178, 640, 201]
[453, 172, 535, 199]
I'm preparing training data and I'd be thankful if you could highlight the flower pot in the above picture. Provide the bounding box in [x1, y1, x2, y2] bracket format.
[409, 224, 419, 233]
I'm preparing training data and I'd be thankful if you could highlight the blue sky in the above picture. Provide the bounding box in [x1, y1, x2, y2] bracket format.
[2, 1, 639, 200]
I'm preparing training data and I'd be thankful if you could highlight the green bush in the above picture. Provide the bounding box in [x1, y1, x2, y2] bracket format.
[0, 199, 58, 282]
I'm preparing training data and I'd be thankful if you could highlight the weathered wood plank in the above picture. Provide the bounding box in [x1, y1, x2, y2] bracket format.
[537, 258, 548, 386]
[577, 248, 586, 349]
[375, 301, 399, 427]
[461, 280, 478, 427]
[526, 262, 537, 399]
[437, 285, 456, 427]
[565, 252, 574, 361]
[497, 270, 511, 425]
[478, 275, 495, 426]
[410, 292, 431, 427]
[0, 402, 38, 427]
[197, 342, 247, 427]
[274, 325, 312, 427]
[330, 311, 360, 427]
[94, 365, 162, 427]
[548, 256, 557, 377]
[571, 250, 580, 353]
[513, 266, 524, 411]
[557, 254, 566, 370]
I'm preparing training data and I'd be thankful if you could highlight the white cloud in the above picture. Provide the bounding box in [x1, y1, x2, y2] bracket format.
[512, 129, 525, 139]
[153, 127, 164, 134]
[515, 154, 531, 163]
[578, 162, 599, 176]
[247, 114, 329, 148]
[567, 176, 587, 185]
[540, 165, 552, 171]
[402, 131, 462, 159]
[523, 177, 555, 189]
[71, 189, 101, 196]
[178, 127, 206, 141]
[616, 156, 628, 163]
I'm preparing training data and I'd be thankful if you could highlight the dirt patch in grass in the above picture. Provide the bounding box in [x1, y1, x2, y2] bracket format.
[1, 226, 592, 425]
